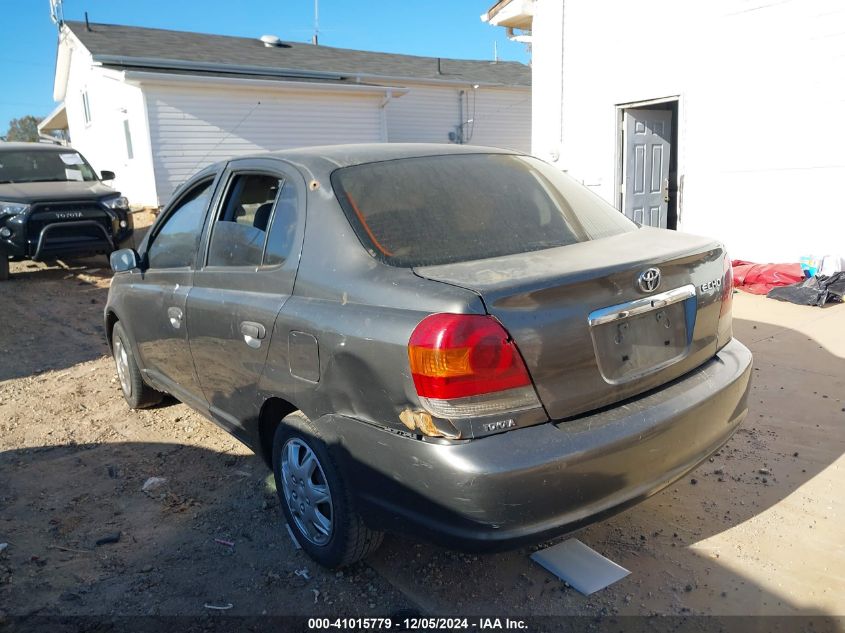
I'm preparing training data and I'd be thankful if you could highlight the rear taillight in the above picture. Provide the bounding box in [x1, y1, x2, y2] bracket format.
[408, 313, 542, 419]
[717, 252, 733, 350]
[720, 253, 733, 317]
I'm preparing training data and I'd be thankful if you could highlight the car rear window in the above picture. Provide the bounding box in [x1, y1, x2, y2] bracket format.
[331, 153, 636, 268]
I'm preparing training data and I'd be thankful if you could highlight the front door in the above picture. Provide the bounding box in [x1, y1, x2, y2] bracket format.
[623, 108, 672, 228]
[127, 176, 218, 408]
[187, 159, 306, 433]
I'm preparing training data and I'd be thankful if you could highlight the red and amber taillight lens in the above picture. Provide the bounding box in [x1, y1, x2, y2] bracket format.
[717, 252, 734, 350]
[720, 253, 734, 317]
[408, 313, 541, 419]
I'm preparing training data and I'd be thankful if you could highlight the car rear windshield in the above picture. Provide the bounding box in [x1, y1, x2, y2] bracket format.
[331, 153, 636, 267]
[0, 150, 97, 184]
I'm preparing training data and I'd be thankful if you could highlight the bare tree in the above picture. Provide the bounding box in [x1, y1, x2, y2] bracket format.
[2, 116, 43, 142]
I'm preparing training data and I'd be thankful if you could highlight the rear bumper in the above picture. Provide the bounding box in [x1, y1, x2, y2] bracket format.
[326, 338, 752, 550]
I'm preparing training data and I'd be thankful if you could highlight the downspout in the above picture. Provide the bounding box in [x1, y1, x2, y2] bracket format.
[457, 89, 464, 144]
[379, 89, 393, 142]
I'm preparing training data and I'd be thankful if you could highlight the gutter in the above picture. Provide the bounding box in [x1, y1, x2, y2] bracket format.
[92, 54, 529, 90]
[94, 54, 345, 81]
[121, 70, 410, 97]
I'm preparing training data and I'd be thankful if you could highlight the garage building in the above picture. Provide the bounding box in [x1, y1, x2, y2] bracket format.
[41, 20, 530, 207]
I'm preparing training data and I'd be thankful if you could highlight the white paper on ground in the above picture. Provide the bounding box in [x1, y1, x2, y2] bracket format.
[530, 538, 630, 595]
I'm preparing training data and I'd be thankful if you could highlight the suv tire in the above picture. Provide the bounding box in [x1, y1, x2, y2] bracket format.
[272, 412, 383, 568]
[112, 321, 163, 409]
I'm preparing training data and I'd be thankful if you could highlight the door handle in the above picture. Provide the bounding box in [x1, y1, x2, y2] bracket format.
[240, 321, 266, 349]
[662, 178, 670, 203]
[167, 307, 183, 329]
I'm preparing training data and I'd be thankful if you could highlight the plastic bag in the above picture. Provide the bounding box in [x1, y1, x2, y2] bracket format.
[767, 272, 845, 307]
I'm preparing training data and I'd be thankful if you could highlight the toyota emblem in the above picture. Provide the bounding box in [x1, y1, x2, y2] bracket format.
[637, 267, 661, 293]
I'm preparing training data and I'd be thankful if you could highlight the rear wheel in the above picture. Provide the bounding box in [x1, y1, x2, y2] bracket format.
[0, 251, 9, 281]
[272, 412, 383, 568]
[112, 321, 163, 409]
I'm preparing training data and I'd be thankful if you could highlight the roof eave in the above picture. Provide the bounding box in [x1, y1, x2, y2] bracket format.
[121, 69, 411, 96]
[92, 54, 528, 89]
[53, 26, 75, 102]
[481, 0, 534, 30]
[37, 102, 68, 133]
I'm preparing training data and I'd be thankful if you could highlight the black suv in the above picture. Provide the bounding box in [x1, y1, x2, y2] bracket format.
[0, 142, 133, 280]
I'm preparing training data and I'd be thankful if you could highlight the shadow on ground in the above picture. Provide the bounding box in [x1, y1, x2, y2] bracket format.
[367, 313, 845, 618]
[0, 258, 111, 381]
[0, 441, 411, 618]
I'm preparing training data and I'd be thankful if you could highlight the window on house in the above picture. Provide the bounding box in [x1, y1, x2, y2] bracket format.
[123, 120, 134, 160]
[82, 91, 91, 124]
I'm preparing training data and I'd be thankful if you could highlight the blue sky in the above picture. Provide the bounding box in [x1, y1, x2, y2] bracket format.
[0, 0, 529, 136]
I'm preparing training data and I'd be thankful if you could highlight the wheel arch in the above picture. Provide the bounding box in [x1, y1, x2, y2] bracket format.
[105, 309, 120, 352]
[257, 396, 299, 468]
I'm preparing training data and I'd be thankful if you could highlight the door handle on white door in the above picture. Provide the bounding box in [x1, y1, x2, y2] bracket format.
[662, 178, 670, 203]
[240, 321, 266, 349]
[167, 307, 183, 329]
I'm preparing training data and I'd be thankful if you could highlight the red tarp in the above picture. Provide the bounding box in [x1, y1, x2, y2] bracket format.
[731, 260, 805, 295]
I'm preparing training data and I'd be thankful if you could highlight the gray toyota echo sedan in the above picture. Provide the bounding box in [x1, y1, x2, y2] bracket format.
[105, 144, 752, 568]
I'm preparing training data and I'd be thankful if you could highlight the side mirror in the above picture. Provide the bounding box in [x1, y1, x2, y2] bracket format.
[110, 248, 140, 273]
[101, 170, 116, 181]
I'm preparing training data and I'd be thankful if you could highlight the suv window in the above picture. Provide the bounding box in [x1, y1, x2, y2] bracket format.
[147, 179, 214, 269]
[263, 181, 299, 266]
[0, 150, 97, 184]
[331, 154, 636, 268]
[207, 174, 281, 267]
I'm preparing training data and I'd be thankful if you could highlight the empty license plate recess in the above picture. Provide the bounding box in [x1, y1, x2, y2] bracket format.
[588, 285, 697, 384]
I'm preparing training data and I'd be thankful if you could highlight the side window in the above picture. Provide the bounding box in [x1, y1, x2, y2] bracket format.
[82, 91, 92, 125]
[263, 181, 299, 266]
[207, 174, 281, 267]
[147, 179, 214, 269]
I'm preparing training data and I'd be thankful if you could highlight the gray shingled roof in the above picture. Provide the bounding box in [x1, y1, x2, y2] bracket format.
[64, 21, 530, 87]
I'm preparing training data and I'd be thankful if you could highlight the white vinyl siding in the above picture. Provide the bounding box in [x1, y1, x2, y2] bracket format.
[386, 85, 462, 144]
[464, 88, 531, 153]
[145, 84, 384, 205]
[62, 38, 158, 206]
[386, 84, 531, 153]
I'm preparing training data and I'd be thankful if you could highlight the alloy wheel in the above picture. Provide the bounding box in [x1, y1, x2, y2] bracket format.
[114, 338, 131, 397]
[280, 438, 334, 545]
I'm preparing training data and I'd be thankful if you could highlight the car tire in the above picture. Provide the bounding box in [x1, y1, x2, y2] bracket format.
[272, 412, 384, 568]
[112, 321, 163, 409]
[0, 252, 9, 281]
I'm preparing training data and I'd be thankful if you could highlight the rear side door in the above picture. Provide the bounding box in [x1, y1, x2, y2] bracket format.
[186, 158, 306, 432]
[124, 173, 220, 408]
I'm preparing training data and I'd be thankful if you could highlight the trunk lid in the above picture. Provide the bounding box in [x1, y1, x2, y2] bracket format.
[415, 228, 728, 420]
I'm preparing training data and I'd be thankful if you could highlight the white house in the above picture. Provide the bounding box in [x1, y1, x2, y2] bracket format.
[483, 0, 845, 263]
[40, 20, 531, 208]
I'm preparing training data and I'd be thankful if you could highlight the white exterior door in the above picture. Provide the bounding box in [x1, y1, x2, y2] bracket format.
[623, 109, 672, 228]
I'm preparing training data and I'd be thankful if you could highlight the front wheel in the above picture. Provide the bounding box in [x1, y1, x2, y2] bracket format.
[112, 321, 163, 409]
[0, 252, 9, 281]
[272, 412, 383, 568]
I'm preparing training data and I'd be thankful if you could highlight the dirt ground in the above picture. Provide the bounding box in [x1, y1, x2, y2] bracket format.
[1, 251, 843, 624]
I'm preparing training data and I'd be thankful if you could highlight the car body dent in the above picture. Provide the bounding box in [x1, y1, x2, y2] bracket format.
[105, 144, 752, 549]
